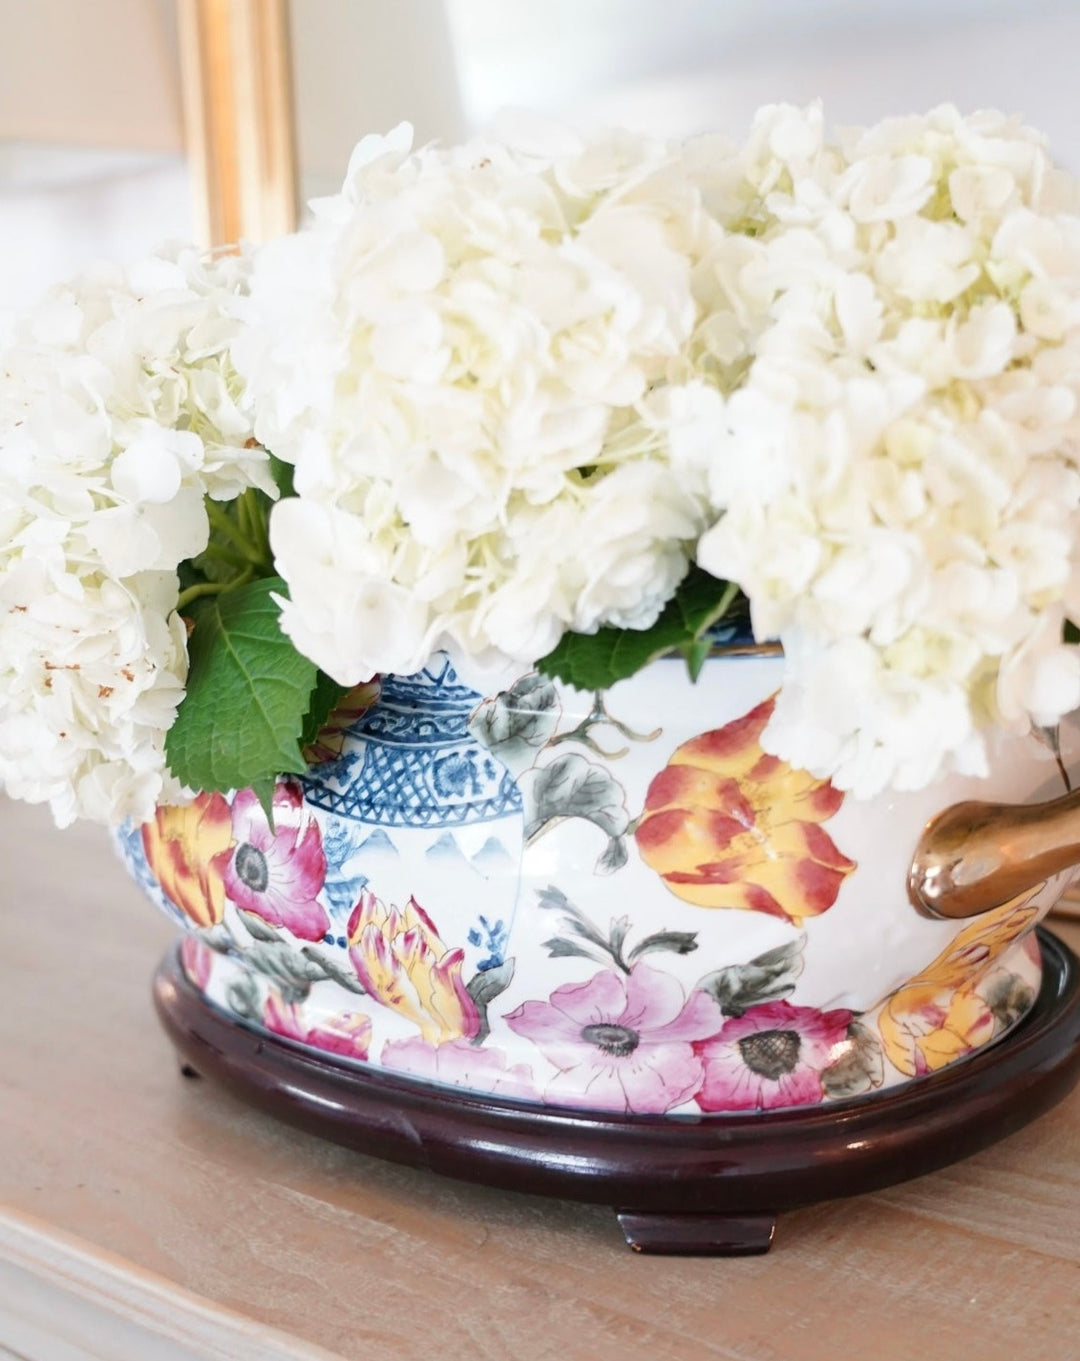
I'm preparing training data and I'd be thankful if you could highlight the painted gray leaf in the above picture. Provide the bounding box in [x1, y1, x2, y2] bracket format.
[525, 753, 625, 835]
[628, 930, 699, 962]
[225, 972, 263, 1021]
[537, 885, 575, 915]
[300, 946, 366, 994]
[543, 937, 606, 965]
[279, 981, 311, 1006]
[244, 941, 328, 1004]
[609, 915, 632, 961]
[524, 752, 630, 838]
[466, 957, 516, 1044]
[469, 673, 561, 774]
[821, 1020, 885, 1100]
[523, 755, 631, 874]
[198, 924, 235, 954]
[699, 936, 806, 1017]
[237, 909, 281, 943]
[596, 834, 628, 875]
[535, 884, 612, 951]
[564, 915, 612, 951]
[983, 972, 1036, 1029]
[467, 958, 515, 1008]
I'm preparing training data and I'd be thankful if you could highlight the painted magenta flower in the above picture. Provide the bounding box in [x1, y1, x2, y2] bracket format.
[505, 963, 724, 1113]
[263, 993, 372, 1061]
[878, 890, 1041, 1076]
[179, 936, 215, 992]
[695, 1000, 854, 1112]
[346, 890, 480, 1045]
[212, 781, 329, 942]
[141, 790, 232, 927]
[634, 696, 856, 923]
[381, 1036, 536, 1101]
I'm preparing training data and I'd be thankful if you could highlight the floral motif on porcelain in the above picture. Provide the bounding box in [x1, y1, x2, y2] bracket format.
[117, 651, 1071, 1115]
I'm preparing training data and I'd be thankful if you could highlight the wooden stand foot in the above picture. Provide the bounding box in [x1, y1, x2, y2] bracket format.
[616, 1209, 776, 1256]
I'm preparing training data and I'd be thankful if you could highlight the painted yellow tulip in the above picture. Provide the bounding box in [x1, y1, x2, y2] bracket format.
[346, 890, 479, 1045]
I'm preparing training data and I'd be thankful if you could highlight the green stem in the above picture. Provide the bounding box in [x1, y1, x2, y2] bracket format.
[176, 569, 254, 613]
[236, 489, 274, 572]
[200, 541, 253, 572]
[176, 581, 231, 611]
[246, 489, 273, 566]
[236, 490, 258, 545]
[205, 500, 265, 567]
[255, 495, 273, 564]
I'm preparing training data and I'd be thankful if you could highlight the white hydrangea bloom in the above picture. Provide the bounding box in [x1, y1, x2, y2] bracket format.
[236, 122, 722, 685]
[13, 105, 1076, 821]
[695, 103, 1080, 795]
[0, 249, 271, 825]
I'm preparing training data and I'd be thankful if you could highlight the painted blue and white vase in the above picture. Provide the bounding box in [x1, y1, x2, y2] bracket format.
[118, 649, 1079, 1116]
[299, 655, 525, 963]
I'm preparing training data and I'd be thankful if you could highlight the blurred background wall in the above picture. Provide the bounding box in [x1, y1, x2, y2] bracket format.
[1, 0, 1078, 325]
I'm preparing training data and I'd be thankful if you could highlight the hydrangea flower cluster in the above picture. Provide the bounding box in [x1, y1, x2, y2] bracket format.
[233, 120, 724, 679]
[0, 250, 271, 825]
[4, 105, 1080, 825]
[694, 104, 1080, 794]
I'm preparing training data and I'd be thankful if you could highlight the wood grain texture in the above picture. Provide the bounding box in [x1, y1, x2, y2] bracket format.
[0, 1207, 342, 1360]
[2, 794, 1080, 1361]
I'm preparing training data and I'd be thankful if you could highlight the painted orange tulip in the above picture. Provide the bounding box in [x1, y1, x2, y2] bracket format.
[635, 696, 855, 923]
[878, 890, 1041, 1077]
[141, 791, 233, 928]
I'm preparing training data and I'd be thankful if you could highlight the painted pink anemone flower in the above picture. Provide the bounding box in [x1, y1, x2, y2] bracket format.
[505, 963, 725, 1113]
[212, 781, 330, 942]
[694, 999, 853, 1112]
[380, 1036, 536, 1102]
[263, 993, 372, 1062]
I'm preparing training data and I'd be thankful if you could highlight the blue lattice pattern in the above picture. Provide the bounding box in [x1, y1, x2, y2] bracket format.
[302, 654, 524, 827]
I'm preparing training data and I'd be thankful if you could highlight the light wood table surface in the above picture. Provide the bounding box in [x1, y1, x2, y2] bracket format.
[2, 794, 1080, 1361]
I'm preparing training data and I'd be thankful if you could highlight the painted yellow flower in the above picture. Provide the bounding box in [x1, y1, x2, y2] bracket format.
[346, 890, 479, 1045]
[878, 890, 1042, 1077]
[141, 791, 233, 928]
[635, 696, 856, 924]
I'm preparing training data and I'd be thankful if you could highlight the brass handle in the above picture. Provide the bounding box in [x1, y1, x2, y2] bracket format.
[908, 785, 1080, 919]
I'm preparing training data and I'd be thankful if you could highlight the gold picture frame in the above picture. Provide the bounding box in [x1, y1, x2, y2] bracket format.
[177, 0, 298, 247]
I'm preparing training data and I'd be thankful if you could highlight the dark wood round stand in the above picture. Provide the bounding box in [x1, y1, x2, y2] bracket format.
[154, 928, 1080, 1257]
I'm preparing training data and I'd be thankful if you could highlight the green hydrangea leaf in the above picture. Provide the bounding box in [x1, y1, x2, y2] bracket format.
[269, 454, 296, 500]
[301, 670, 351, 749]
[249, 775, 280, 825]
[681, 634, 713, 684]
[537, 569, 742, 692]
[166, 577, 316, 799]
